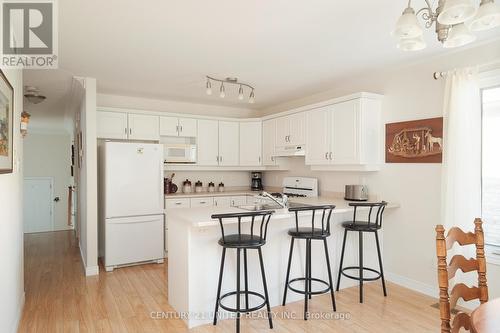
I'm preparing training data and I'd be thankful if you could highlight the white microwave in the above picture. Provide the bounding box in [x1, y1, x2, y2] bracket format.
[164, 144, 197, 164]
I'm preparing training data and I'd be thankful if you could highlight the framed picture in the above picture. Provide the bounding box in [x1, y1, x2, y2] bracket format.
[386, 117, 443, 163]
[0, 70, 14, 174]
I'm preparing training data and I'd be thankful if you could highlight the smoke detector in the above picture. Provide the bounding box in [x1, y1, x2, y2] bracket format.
[24, 86, 46, 104]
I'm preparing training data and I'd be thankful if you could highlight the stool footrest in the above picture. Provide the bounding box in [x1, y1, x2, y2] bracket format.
[218, 290, 266, 314]
[341, 266, 381, 282]
[286, 277, 331, 296]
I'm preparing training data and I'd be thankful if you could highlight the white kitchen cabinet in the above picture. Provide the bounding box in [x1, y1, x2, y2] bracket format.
[218, 121, 239, 166]
[305, 97, 381, 168]
[160, 117, 197, 137]
[197, 119, 219, 166]
[239, 121, 262, 166]
[275, 112, 306, 147]
[97, 111, 128, 140]
[165, 198, 190, 209]
[190, 197, 214, 208]
[214, 196, 231, 208]
[128, 114, 160, 141]
[230, 196, 247, 207]
[262, 119, 277, 166]
[305, 108, 330, 165]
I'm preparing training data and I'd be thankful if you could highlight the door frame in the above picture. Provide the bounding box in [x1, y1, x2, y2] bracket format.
[24, 177, 55, 233]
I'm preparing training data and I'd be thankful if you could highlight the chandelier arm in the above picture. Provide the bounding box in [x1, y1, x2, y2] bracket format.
[206, 76, 254, 91]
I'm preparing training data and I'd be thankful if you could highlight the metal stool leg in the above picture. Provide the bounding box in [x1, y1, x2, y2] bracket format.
[244, 249, 249, 309]
[258, 247, 273, 329]
[323, 238, 337, 312]
[304, 239, 310, 320]
[308, 240, 312, 300]
[282, 237, 294, 306]
[213, 247, 226, 325]
[236, 248, 241, 333]
[336, 229, 347, 291]
[375, 231, 387, 297]
[359, 231, 363, 304]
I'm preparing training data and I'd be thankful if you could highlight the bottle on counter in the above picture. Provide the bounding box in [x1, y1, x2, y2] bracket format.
[208, 182, 215, 193]
[218, 182, 225, 192]
[195, 181, 203, 193]
[183, 179, 192, 193]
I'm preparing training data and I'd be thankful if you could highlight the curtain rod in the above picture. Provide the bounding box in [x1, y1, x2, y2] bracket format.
[433, 59, 500, 80]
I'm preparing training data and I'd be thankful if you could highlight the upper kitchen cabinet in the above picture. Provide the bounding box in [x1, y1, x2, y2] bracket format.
[262, 119, 277, 166]
[305, 96, 382, 170]
[197, 119, 219, 166]
[218, 121, 239, 166]
[97, 111, 128, 140]
[128, 114, 160, 141]
[239, 121, 262, 166]
[276, 112, 306, 147]
[160, 116, 197, 137]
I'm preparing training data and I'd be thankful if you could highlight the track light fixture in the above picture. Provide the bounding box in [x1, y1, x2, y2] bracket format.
[205, 76, 255, 104]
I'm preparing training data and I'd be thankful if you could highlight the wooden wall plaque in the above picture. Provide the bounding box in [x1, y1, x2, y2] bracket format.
[385, 117, 443, 163]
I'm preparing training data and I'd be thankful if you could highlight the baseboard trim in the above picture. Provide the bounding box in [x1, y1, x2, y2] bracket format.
[385, 271, 438, 299]
[79, 241, 99, 276]
[10, 291, 25, 333]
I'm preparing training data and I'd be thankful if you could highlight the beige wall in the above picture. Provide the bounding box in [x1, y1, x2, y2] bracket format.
[0, 69, 24, 332]
[24, 132, 73, 231]
[263, 40, 500, 299]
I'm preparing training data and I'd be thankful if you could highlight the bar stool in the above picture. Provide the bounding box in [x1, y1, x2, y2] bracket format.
[212, 210, 274, 333]
[282, 205, 337, 320]
[336, 201, 388, 303]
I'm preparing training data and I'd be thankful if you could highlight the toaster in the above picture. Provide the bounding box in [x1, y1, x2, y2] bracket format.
[344, 185, 368, 201]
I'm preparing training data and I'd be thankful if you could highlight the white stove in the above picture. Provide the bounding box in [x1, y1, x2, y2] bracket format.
[277, 177, 318, 198]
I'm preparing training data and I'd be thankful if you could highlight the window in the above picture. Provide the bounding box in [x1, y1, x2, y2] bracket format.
[482, 85, 500, 261]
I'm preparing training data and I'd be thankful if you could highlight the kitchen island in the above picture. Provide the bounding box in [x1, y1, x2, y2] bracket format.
[166, 197, 398, 328]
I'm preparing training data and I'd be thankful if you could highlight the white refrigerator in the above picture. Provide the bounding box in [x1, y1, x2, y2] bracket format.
[100, 141, 164, 271]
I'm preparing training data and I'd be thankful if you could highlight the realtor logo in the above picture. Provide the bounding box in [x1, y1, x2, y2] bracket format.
[1, 0, 58, 68]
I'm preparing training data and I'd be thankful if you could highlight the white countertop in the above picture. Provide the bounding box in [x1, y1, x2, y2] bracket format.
[166, 196, 399, 227]
[164, 189, 261, 199]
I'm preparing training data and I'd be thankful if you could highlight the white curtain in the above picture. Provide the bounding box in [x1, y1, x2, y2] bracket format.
[441, 67, 482, 234]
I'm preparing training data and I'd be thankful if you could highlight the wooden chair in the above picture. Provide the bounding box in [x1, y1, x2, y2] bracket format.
[435, 218, 489, 333]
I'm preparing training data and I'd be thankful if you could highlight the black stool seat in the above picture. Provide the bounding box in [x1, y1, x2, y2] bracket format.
[336, 201, 388, 304]
[218, 234, 266, 248]
[212, 210, 274, 333]
[341, 221, 381, 232]
[282, 205, 337, 320]
[287, 227, 330, 238]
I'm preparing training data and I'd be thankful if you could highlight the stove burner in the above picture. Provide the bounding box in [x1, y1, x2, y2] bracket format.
[283, 193, 307, 198]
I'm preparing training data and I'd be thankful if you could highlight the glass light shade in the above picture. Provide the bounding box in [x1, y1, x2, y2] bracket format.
[443, 23, 477, 48]
[438, 0, 477, 25]
[470, 1, 500, 31]
[238, 85, 244, 100]
[248, 90, 255, 104]
[397, 35, 427, 51]
[219, 83, 225, 98]
[393, 7, 423, 39]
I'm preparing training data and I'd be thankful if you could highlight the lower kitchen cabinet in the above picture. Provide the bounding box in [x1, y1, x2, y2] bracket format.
[190, 197, 214, 207]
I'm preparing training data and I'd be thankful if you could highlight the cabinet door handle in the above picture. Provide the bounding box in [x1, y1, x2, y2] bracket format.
[176, 125, 179, 133]
[125, 128, 127, 134]
[129, 128, 132, 135]
[325, 152, 328, 160]
[215, 201, 218, 206]
[329, 152, 333, 160]
[180, 126, 183, 132]
[220, 156, 223, 162]
[258, 156, 261, 163]
[175, 202, 182, 205]
[271, 156, 274, 162]
[200, 201, 206, 204]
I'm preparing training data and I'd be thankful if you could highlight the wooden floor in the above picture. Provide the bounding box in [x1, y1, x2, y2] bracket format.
[18, 231, 441, 333]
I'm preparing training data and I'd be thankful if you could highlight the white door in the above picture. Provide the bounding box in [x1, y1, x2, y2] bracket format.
[104, 142, 163, 218]
[262, 119, 277, 166]
[218, 121, 239, 166]
[275, 116, 289, 147]
[24, 178, 53, 233]
[239, 121, 262, 166]
[306, 107, 331, 165]
[128, 114, 160, 141]
[197, 119, 219, 166]
[288, 112, 306, 145]
[160, 116, 179, 136]
[178, 118, 197, 137]
[97, 111, 128, 139]
[331, 100, 360, 164]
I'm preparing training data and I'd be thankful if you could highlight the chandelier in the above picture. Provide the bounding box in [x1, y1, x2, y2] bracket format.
[393, 0, 500, 51]
[205, 76, 255, 104]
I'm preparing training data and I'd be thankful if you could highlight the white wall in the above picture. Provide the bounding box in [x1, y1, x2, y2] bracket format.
[263, 40, 500, 298]
[23, 132, 73, 231]
[75, 78, 99, 276]
[0, 69, 24, 333]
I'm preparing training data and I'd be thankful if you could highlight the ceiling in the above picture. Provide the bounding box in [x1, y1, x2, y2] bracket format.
[24, 0, 500, 128]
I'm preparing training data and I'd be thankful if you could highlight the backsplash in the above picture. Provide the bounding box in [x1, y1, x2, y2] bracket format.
[167, 171, 252, 189]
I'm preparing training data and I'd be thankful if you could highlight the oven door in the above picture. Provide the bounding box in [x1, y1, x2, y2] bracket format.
[164, 144, 197, 163]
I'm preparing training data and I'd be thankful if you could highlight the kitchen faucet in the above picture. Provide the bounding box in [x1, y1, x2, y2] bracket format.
[260, 191, 288, 208]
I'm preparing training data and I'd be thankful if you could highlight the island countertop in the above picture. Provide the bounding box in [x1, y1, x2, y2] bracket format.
[166, 196, 399, 227]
